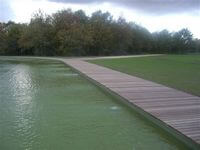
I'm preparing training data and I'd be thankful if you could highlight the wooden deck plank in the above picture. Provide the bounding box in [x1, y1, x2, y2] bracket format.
[120, 92, 192, 100]
[61, 59, 200, 145]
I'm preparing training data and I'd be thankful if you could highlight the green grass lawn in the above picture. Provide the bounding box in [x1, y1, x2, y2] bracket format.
[89, 55, 200, 97]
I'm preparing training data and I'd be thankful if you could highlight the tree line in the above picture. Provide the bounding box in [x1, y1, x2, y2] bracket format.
[0, 9, 200, 56]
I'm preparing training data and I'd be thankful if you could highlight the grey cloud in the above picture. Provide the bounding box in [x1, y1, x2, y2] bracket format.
[48, 0, 200, 15]
[0, 0, 14, 22]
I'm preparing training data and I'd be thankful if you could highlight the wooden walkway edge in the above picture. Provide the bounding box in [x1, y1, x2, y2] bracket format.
[60, 58, 200, 147]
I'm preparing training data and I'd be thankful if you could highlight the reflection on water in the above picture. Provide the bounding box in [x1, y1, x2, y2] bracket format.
[10, 64, 35, 103]
[0, 58, 191, 150]
[110, 106, 120, 110]
[9, 64, 37, 149]
[64, 73, 79, 77]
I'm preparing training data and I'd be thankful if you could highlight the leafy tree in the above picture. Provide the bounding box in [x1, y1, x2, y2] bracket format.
[0, 9, 198, 56]
[194, 39, 200, 53]
[152, 30, 173, 53]
[84, 11, 114, 55]
[0, 23, 7, 55]
[4, 22, 23, 55]
[109, 17, 133, 55]
[19, 10, 55, 56]
[172, 28, 193, 53]
[56, 23, 93, 56]
[52, 9, 92, 55]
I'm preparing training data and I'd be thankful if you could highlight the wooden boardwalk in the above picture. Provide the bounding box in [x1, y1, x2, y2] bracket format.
[61, 58, 200, 145]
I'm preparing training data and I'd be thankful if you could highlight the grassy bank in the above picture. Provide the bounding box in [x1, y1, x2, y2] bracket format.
[89, 55, 200, 96]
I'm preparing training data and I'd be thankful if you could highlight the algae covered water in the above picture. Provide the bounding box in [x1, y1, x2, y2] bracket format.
[0, 58, 190, 150]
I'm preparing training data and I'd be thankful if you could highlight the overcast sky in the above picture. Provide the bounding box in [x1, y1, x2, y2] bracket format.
[1, 0, 200, 38]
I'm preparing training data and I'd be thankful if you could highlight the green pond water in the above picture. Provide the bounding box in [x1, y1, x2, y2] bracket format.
[0, 58, 190, 150]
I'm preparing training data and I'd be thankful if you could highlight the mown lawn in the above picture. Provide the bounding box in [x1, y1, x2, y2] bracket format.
[89, 55, 200, 96]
